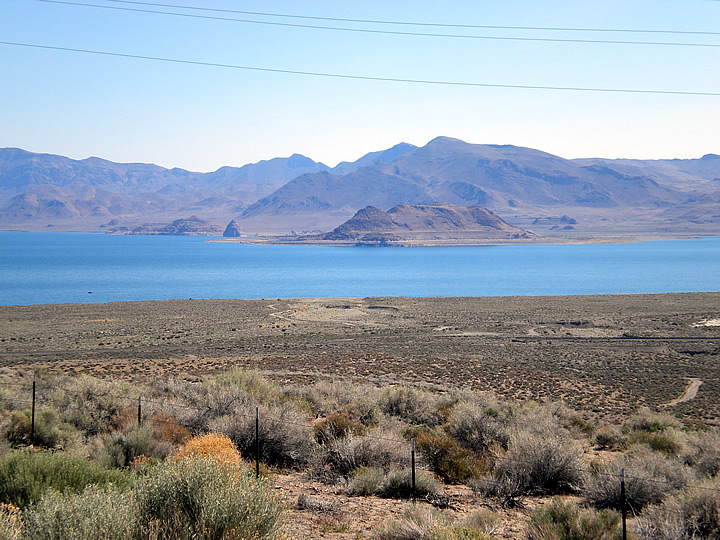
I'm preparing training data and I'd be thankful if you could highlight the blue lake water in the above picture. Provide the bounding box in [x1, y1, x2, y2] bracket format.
[0, 232, 719, 305]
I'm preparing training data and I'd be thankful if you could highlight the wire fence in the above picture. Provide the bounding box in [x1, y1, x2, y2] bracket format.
[3, 377, 718, 536]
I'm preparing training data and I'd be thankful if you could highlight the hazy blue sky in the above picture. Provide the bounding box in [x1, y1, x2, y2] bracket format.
[1, 0, 719, 171]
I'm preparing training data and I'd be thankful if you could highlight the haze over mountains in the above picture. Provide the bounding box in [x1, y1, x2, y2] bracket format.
[1, 137, 718, 237]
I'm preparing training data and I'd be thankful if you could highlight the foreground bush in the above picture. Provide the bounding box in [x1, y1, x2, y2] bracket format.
[634, 478, 720, 539]
[172, 433, 242, 467]
[527, 498, 623, 540]
[0, 450, 129, 509]
[0, 503, 22, 540]
[134, 457, 282, 539]
[481, 431, 584, 504]
[211, 402, 316, 468]
[586, 450, 689, 513]
[22, 485, 136, 540]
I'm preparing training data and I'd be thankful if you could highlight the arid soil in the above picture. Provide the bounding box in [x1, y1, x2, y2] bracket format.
[1, 293, 718, 425]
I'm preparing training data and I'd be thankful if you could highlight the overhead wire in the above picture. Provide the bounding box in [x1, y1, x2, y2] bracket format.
[37, 0, 720, 49]
[64, 0, 720, 37]
[2, 41, 719, 97]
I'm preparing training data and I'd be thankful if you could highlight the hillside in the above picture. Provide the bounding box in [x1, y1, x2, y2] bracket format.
[235, 137, 720, 235]
[322, 203, 537, 245]
[1, 139, 719, 237]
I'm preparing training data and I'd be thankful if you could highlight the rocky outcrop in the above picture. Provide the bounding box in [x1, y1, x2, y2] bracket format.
[323, 203, 538, 245]
[223, 219, 244, 237]
[126, 216, 222, 236]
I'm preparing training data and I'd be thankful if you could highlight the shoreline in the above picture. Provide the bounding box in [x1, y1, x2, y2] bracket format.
[210, 233, 709, 247]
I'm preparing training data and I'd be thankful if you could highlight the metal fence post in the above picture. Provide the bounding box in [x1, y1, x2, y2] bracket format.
[255, 407, 260, 478]
[31, 376, 36, 446]
[621, 468, 627, 540]
[137, 396, 142, 426]
[411, 438, 416, 503]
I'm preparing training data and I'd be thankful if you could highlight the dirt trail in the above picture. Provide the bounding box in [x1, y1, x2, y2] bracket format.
[666, 378, 703, 406]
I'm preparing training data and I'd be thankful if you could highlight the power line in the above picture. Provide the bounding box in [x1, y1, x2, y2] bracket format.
[98, 0, 720, 37]
[38, 0, 720, 49]
[2, 41, 719, 97]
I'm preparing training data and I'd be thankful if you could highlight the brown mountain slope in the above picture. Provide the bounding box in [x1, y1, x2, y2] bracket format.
[322, 203, 537, 245]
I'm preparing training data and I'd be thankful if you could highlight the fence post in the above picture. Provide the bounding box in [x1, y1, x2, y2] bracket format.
[31, 376, 36, 446]
[137, 396, 142, 426]
[255, 407, 260, 478]
[620, 468, 627, 540]
[411, 438, 416, 504]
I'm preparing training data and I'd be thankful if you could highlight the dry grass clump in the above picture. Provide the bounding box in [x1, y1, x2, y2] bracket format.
[0, 503, 22, 540]
[172, 432, 242, 467]
[586, 448, 689, 513]
[527, 498, 622, 540]
[378, 386, 442, 427]
[634, 478, 720, 539]
[373, 504, 497, 540]
[175, 383, 255, 432]
[446, 399, 511, 453]
[682, 430, 720, 479]
[314, 410, 367, 444]
[322, 429, 408, 477]
[215, 368, 281, 404]
[50, 375, 139, 437]
[346, 467, 442, 499]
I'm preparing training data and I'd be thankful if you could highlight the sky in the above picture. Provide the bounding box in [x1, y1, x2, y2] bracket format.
[1, 0, 719, 172]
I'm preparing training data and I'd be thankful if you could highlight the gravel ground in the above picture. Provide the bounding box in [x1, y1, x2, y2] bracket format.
[1, 293, 718, 424]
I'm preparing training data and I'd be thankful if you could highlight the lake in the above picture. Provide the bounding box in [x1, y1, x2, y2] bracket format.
[0, 232, 719, 305]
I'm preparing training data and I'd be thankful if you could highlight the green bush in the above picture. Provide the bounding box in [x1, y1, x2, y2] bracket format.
[376, 468, 442, 499]
[6, 409, 76, 449]
[415, 430, 488, 484]
[22, 485, 136, 540]
[624, 408, 678, 434]
[594, 426, 626, 450]
[527, 498, 623, 540]
[134, 457, 282, 539]
[215, 368, 280, 403]
[0, 450, 129, 509]
[94, 423, 171, 468]
[346, 466, 385, 496]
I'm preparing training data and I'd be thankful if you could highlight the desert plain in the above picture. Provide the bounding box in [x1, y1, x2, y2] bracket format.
[1, 293, 718, 426]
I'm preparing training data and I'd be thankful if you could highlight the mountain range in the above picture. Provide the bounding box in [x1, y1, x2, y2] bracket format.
[1, 137, 718, 236]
